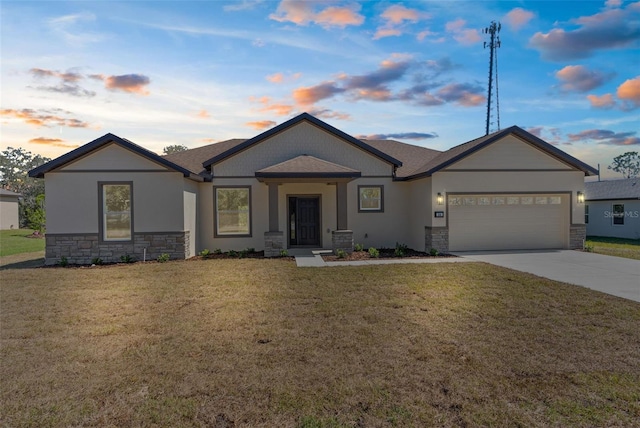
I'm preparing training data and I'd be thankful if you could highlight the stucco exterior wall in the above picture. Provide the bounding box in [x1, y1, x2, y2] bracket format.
[45, 171, 186, 234]
[213, 121, 392, 177]
[183, 179, 198, 257]
[60, 143, 169, 171]
[446, 136, 573, 170]
[407, 178, 433, 251]
[586, 200, 640, 239]
[0, 196, 20, 229]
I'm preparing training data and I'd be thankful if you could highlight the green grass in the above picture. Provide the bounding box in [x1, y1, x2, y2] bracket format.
[0, 229, 45, 257]
[586, 236, 640, 260]
[1, 259, 639, 427]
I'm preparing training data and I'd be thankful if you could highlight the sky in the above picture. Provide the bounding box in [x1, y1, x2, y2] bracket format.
[1, 0, 639, 180]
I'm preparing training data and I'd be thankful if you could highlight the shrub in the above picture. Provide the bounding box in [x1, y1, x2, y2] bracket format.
[120, 254, 135, 263]
[227, 250, 238, 258]
[336, 249, 347, 259]
[157, 253, 170, 263]
[58, 256, 68, 267]
[354, 243, 364, 252]
[246, 247, 256, 253]
[584, 243, 594, 253]
[395, 242, 408, 257]
[279, 249, 288, 257]
[430, 248, 439, 257]
[199, 249, 211, 257]
[368, 247, 380, 258]
[91, 257, 103, 265]
[214, 248, 222, 255]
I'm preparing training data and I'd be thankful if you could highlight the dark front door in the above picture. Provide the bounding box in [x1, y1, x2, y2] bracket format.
[289, 197, 320, 246]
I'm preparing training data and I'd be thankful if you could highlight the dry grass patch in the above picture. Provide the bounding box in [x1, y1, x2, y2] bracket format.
[1, 260, 639, 427]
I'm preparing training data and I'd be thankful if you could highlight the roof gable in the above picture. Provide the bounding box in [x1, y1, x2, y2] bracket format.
[29, 133, 203, 181]
[404, 126, 598, 180]
[203, 113, 402, 169]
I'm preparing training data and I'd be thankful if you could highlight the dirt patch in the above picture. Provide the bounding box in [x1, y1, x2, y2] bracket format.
[322, 248, 455, 262]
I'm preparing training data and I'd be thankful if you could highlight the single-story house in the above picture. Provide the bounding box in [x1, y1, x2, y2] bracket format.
[0, 188, 21, 230]
[584, 178, 640, 240]
[29, 112, 597, 265]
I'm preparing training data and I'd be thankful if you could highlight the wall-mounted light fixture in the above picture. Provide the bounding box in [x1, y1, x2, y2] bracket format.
[577, 191, 585, 204]
[437, 192, 444, 205]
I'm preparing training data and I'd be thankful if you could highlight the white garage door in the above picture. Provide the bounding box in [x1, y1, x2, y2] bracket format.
[448, 194, 568, 251]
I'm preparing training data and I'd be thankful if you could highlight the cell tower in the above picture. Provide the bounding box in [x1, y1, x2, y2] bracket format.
[483, 21, 501, 135]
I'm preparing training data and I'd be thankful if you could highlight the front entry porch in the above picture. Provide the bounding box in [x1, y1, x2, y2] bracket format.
[254, 155, 359, 257]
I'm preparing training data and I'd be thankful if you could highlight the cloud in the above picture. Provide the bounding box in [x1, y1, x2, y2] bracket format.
[529, 2, 640, 61]
[307, 108, 351, 120]
[0, 108, 90, 128]
[250, 96, 295, 116]
[47, 12, 106, 47]
[555, 65, 613, 92]
[293, 81, 345, 105]
[269, 1, 364, 28]
[28, 67, 96, 97]
[266, 72, 301, 84]
[436, 83, 485, 106]
[617, 76, 640, 109]
[588, 93, 616, 109]
[504, 8, 535, 31]
[196, 110, 210, 118]
[374, 5, 428, 40]
[92, 74, 151, 95]
[568, 129, 640, 145]
[357, 132, 438, 140]
[246, 120, 277, 130]
[445, 19, 481, 45]
[28, 137, 79, 148]
[223, 0, 264, 12]
[606, 0, 623, 7]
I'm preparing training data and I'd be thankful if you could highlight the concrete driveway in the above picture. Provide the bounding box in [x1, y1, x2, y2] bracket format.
[453, 250, 640, 303]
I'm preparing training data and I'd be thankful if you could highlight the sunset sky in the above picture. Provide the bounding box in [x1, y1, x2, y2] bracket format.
[1, 0, 639, 179]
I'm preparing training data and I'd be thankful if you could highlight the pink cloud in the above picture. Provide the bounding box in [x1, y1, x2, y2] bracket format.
[1, 108, 90, 128]
[504, 8, 534, 30]
[103, 74, 150, 95]
[196, 110, 210, 118]
[617, 76, 640, 108]
[373, 28, 402, 39]
[251, 96, 295, 116]
[555, 65, 612, 92]
[269, 1, 363, 28]
[446, 19, 481, 45]
[246, 120, 277, 130]
[587, 93, 616, 109]
[29, 137, 79, 148]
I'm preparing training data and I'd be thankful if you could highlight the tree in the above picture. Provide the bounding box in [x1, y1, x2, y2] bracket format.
[608, 151, 640, 178]
[0, 147, 51, 228]
[163, 144, 188, 155]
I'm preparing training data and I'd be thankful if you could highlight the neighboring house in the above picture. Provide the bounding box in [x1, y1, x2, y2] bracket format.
[0, 188, 21, 230]
[29, 113, 597, 265]
[584, 178, 640, 240]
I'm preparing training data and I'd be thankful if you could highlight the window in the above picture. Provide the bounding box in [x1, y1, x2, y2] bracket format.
[100, 183, 132, 241]
[358, 186, 383, 212]
[585, 204, 589, 224]
[613, 204, 624, 225]
[215, 187, 251, 236]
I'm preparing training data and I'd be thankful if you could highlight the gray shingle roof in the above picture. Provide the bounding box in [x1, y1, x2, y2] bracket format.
[585, 178, 640, 200]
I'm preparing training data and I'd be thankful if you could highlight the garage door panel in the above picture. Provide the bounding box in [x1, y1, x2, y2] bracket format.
[448, 194, 568, 251]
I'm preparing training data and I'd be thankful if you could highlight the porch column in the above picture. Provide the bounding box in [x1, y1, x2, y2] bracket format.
[268, 182, 279, 232]
[336, 182, 348, 230]
[333, 182, 353, 254]
[264, 182, 283, 257]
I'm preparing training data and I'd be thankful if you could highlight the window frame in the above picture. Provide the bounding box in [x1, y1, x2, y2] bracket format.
[585, 204, 589, 224]
[214, 186, 252, 237]
[612, 203, 625, 226]
[357, 185, 384, 213]
[98, 181, 133, 243]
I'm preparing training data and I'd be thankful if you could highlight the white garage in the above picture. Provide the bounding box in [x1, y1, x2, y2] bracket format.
[448, 193, 569, 251]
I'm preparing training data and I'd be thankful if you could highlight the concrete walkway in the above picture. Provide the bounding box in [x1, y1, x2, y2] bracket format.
[453, 250, 640, 303]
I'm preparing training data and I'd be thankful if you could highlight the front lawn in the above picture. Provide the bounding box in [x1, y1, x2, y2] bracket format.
[0, 229, 45, 257]
[586, 236, 640, 260]
[1, 260, 638, 427]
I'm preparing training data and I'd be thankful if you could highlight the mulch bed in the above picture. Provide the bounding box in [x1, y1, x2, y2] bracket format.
[322, 248, 455, 262]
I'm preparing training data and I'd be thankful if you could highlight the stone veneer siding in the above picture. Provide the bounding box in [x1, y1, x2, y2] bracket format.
[332, 230, 354, 254]
[45, 231, 190, 265]
[569, 224, 586, 250]
[264, 231, 284, 257]
[425, 226, 449, 254]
